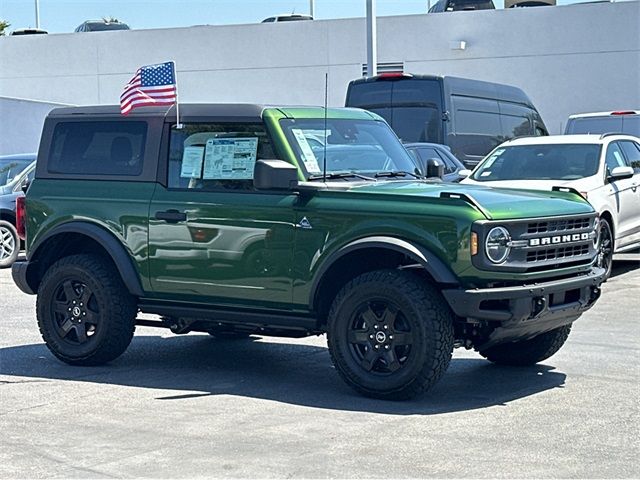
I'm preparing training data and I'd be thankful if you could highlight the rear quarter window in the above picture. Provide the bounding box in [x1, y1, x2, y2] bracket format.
[47, 121, 147, 176]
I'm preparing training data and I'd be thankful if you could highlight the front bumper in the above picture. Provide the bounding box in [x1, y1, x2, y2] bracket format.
[442, 266, 605, 348]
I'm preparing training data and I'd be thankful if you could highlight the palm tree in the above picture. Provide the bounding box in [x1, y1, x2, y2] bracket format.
[0, 19, 10, 36]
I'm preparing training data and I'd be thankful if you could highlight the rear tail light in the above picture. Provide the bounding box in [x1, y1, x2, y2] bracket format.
[375, 72, 412, 80]
[610, 111, 637, 116]
[16, 196, 26, 240]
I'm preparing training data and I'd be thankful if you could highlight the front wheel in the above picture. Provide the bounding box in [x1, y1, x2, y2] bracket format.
[479, 325, 572, 366]
[36, 254, 137, 366]
[327, 269, 455, 400]
[0, 220, 19, 268]
[597, 219, 614, 279]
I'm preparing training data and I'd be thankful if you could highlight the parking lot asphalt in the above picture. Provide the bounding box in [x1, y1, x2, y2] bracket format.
[1, 256, 639, 479]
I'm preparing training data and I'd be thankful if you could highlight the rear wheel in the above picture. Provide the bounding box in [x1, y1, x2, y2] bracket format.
[36, 254, 137, 366]
[0, 220, 19, 268]
[327, 269, 454, 400]
[479, 325, 571, 366]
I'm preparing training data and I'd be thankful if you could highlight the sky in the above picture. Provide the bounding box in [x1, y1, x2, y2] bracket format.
[1, 0, 603, 33]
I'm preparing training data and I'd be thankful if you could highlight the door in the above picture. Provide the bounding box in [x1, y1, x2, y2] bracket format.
[604, 142, 638, 247]
[148, 122, 297, 309]
[617, 140, 640, 247]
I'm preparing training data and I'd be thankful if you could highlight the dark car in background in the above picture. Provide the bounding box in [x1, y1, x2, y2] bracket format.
[345, 73, 548, 169]
[0, 154, 36, 268]
[404, 142, 471, 182]
[75, 19, 130, 32]
[428, 0, 495, 12]
[565, 111, 640, 137]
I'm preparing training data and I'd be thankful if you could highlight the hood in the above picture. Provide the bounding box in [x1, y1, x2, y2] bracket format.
[347, 180, 594, 220]
[461, 177, 598, 192]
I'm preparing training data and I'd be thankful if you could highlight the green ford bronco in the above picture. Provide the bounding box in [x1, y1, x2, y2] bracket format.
[13, 104, 605, 399]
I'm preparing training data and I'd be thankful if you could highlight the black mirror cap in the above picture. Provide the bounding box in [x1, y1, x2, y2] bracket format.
[254, 159, 299, 190]
[425, 158, 445, 179]
[21, 178, 31, 194]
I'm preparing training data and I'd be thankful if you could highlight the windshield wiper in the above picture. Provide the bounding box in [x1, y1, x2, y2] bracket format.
[307, 172, 376, 181]
[374, 170, 422, 179]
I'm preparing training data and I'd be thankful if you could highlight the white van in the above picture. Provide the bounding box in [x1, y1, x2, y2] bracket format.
[565, 111, 640, 137]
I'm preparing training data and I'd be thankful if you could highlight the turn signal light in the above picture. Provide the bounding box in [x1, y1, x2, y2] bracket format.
[16, 196, 26, 240]
[471, 232, 478, 256]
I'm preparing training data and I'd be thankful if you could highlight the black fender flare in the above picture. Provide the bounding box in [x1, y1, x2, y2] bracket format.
[308, 235, 459, 309]
[28, 221, 144, 297]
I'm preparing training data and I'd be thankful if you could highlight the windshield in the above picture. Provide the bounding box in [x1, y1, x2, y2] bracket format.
[279, 118, 419, 179]
[0, 158, 32, 186]
[471, 144, 602, 181]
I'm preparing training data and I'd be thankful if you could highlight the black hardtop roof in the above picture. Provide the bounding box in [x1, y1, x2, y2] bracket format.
[349, 74, 532, 106]
[47, 103, 268, 119]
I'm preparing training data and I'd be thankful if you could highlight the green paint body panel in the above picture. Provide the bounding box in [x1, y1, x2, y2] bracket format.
[24, 105, 598, 316]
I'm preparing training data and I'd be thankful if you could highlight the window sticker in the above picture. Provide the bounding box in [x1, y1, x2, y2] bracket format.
[292, 128, 321, 174]
[180, 146, 205, 178]
[482, 148, 504, 169]
[480, 171, 492, 177]
[203, 137, 258, 180]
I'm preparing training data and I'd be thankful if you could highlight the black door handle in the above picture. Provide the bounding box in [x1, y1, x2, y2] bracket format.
[155, 210, 187, 223]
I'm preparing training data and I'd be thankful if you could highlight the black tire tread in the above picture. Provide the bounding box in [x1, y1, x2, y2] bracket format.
[327, 269, 454, 400]
[479, 325, 571, 366]
[37, 253, 137, 366]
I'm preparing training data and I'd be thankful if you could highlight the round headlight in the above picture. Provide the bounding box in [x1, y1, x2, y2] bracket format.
[485, 226, 511, 264]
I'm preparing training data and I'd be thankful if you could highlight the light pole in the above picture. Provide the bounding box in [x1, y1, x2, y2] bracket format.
[35, 0, 40, 28]
[310, 0, 315, 17]
[366, 0, 377, 77]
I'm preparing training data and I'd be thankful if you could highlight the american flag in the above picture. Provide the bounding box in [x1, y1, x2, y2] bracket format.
[120, 61, 177, 115]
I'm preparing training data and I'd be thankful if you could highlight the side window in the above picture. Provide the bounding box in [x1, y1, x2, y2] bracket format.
[618, 141, 640, 173]
[48, 121, 146, 176]
[167, 123, 275, 191]
[604, 143, 626, 175]
[500, 114, 530, 139]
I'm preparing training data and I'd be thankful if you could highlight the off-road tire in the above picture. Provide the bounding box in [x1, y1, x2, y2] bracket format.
[0, 220, 19, 268]
[37, 254, 137, 366]
[479, 325, 572, 366]
[327, 269, 455, 400]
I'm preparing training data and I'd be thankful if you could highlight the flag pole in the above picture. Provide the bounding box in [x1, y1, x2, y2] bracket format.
[173, 61, 182, 129]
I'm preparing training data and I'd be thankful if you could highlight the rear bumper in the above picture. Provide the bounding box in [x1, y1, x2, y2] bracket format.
[442, 266, 605, 348]
[11, 261, 35, 295]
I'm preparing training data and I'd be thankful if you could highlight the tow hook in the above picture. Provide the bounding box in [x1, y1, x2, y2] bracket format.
[590, 287, 601, 303]
[532, 296, 547, 317]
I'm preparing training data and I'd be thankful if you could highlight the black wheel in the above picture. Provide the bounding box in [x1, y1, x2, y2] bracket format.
[36, 254, 137, 366]
[327, 269, 455, 400]
[597, 219, 614, 279]
[479, 325, 571, 366]
[0, 220, 19, 268]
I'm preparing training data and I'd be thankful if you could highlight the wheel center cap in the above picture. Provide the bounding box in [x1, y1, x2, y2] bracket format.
[72, 306, 82, 317]
[375, 331, 387, 343]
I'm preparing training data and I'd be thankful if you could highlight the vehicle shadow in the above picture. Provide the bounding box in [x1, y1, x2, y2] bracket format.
[611, 256, 640, 278]
[0, 334, 566, 415]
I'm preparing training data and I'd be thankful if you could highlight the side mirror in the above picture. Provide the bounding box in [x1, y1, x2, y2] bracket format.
[253, 159, 299, 190]
[458, 169, 472, 179]
[609, 166, 634, 181]
[21, 178, 31, 194]
[425, 158, 444, 179]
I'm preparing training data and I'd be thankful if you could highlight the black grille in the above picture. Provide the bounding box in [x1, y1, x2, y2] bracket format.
[527, 217, 591, 234]
[526, 245, 590, 262]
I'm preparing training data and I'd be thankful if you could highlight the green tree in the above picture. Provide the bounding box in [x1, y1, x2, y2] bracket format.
[0, 19, 10, 36]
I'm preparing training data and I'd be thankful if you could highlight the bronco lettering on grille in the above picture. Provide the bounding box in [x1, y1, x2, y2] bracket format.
[529, 232, 590, 247]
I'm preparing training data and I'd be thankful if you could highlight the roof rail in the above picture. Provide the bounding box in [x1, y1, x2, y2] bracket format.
[599, 132, 623, 139]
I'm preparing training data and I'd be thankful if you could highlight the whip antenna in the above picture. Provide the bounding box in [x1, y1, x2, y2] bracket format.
[323, 72, 328, 183]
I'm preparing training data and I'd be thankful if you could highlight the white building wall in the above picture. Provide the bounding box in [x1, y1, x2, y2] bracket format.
[0, 1, 638, 143]
[0, 97, 70, 155]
